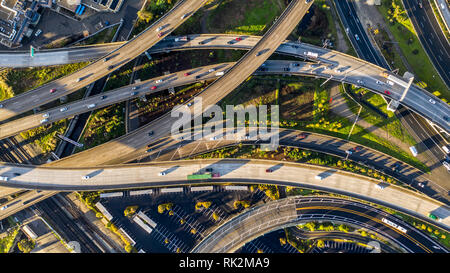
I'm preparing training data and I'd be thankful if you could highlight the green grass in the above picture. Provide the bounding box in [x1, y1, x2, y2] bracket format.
[76, 24, 120, 46]
[1, 62, 89, 97]
[429, 0, 450, 40]
[220, 75, 429, 172]
[76, 103, 126, 152]
[20, 119, 69, 154]
[342, 84, 416, 146]
[377, 0, 450, 102]
[206, 0, 285, 35]
[0, 226, 19, 253]
[132, 0, 176, 36]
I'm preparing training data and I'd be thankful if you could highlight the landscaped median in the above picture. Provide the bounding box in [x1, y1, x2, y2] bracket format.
[376, 0, 449, 102]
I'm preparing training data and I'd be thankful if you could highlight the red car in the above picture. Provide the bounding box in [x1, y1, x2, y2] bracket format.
[265, 169, 273, 173]
[158, 32, 163, 37]
[151, 86, 157, 90]
[184, 72, 190, 76]
[297, 132, 307, 139]
[50, 88, 56, 93]
[235, 37, 242, 41]
[384, 90, 391, 95]
[212, 173, 220, 177]
[352, 146, 362, 152]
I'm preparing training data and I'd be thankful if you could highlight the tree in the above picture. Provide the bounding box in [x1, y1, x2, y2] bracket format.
[212, 212, 220, 222]
[316, 240, 325, 248]
[124, 206, 138, 217]
[18, 238, 35, 253]
[125, 244, 133, 253]
[137, 10, 154, 23]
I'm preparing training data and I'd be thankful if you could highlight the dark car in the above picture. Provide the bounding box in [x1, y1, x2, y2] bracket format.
[100, 95, 107, 100]
[283, 67, 290, 71]
[148, 131, 154, 136]
[266, 169, 273, 173]
[297, 132, 307, 139]
[108, 65, 114, 70]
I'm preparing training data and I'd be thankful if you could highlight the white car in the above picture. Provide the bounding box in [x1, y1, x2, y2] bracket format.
[158, 172, 166, 176]
[155, 79, 163, 83]
[40, 118, 48, 124]
[156, 26, 163, 32]
[81, 175, 90, 180]
[35, 29, 42, 37]
[442, 145, 450, 154]
[0, 205, 8, 210]
[181, 13, 188, 19]
[208, 68, 216, 72]
[429, 98, 436, 104]
[0, 176, 8, 181]
[443, 161, 450, 171]
[0, 104, 3, 108]
[376, 80, 384, 85]
[87, 104, 96, 109]
[356, 80, 364, 85]
[209, 136, 217, 140]
[60, 107, 68, 112]
[42, 113, 49, 118]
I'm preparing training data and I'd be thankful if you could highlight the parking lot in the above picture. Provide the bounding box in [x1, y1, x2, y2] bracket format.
[100, 184, 270, 253]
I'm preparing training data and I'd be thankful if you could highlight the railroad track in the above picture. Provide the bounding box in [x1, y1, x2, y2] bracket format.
[0, 137, 32, 164]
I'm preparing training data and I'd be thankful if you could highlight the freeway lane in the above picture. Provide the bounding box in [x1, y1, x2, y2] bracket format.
[0, 0, 208, 123]
[40, 0, 314, 168]
[1, 35, 448, 133]
[404, 0, 450, 88]
[336, 1, 450, 192]
[335, 0, 388, 68]
[0, 0, 314, 222]
[192, 196, 448, 253]
[2, 59, 443, 140]
[0, 158, 449, 228]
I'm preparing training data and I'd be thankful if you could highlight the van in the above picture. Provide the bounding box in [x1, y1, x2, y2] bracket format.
[409, 146, 418, 157]
[215, 71, 224, 76]
[443, 161, 450, 171]
[442, 145, 450, 154]
[0, 176, 8, 181]
[87, 104, 96, 109]
[34, 29, 42, 37]
[315, 175, 323, 180]
[375, 183, 387, 190]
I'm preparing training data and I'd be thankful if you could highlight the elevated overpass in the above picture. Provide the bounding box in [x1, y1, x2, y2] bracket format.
[0, 0, 208, 122]
[0, 158, 449, 229]
[0, 0, 315, 220]
[38, 0, 314, 169]
[192, 196, 448, 253]
[1, 34, 448, 132]
[2, 59, 444, 140]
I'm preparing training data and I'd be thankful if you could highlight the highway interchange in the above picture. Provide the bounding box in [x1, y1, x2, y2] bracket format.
[0, 0, 448, 253]
[192, 196, 447, 253]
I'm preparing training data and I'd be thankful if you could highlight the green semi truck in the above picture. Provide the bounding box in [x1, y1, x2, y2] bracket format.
[187, 174, 212, 180]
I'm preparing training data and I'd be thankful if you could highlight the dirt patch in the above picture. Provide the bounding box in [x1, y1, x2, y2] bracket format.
[280, 83, 314, 121]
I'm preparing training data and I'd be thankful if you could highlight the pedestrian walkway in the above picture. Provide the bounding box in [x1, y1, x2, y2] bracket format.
[329, 83, 412, 153]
